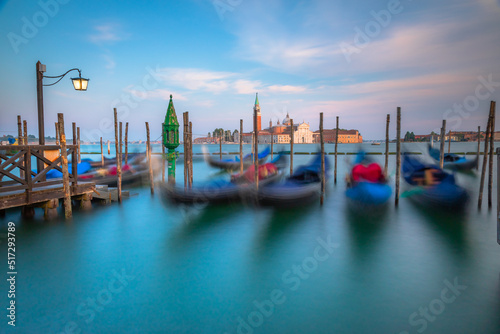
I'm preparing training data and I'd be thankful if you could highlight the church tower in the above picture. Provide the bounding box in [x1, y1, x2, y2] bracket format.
[254, 93, 261, 131]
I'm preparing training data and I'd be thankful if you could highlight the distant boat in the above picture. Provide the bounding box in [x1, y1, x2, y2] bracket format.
[345, 151, 391, 207]
[427, 145, 478, 171]
[402, 155, 468, 209]
[371, 142, 381, 145]
[255, 153, 329, 208]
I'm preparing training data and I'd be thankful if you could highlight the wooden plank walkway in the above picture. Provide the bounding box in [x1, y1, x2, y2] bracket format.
[0, 182, 95, 210]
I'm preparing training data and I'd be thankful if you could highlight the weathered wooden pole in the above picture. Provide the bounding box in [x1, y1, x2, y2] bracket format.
[395, 107, 401, 207]
[125, 122, 129, 165]
[23, 120, 27, 146]
[497, 147, 500, 245]
[254, 105, 259, 189]
[77, 126, 81, 163]
[183, 112, 188, 189]
[439, 120, 446, 169]
[488, 101, 496, 209]
[100, 137, 104, 167]
[107, 140, 110, 155]
[161, 123, 165, 183]
[71, 122, 77, 180]
[385, 114, 390, 175]
[448, 130, 451, 153]
[270, 125, 274, 161]
[113, 108, 122, 203]
[17, 115, 23, 145]
[55, 122, 59, 145]
[478, 107, 493, 209]
[57, 113, 72, 219]
[189, 121, 193, 188]
[240, 119, 244, 174]
[146, 122, 154, 195]
[320, 112, 325, 205]
[476, 126, 481, 171]
[219, 131, 222, 161]
[290, 119, 294, 176]
[119, 122, 123, 171]
[334, 116, 339, 185]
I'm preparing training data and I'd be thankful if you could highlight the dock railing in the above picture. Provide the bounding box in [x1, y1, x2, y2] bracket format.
[0, 144, 78, 202]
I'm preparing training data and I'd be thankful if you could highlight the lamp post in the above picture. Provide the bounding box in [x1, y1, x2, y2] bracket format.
[162, 95, 180, 184]
[36, 60, 89, 173]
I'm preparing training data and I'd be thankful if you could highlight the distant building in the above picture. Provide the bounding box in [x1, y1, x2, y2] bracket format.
[313, 129, 363, 143]
[240, 94, 314, 144]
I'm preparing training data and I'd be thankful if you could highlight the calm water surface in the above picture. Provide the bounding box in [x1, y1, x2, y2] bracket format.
[1, 143, 499, 334]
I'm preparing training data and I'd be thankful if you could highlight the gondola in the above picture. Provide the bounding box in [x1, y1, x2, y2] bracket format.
[205, 146, 271, 171]
[82, 153, 146, 168]
[78, 164, 148, 186]
[162, 156, 285, 205]
[428, 145, 478, 171]
[402, 154, 468, 208]
[345, 152, 391, 207]
[255, 153, 328, 208]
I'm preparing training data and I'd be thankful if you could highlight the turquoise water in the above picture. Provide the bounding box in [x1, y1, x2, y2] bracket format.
[1, 143, 499, 334]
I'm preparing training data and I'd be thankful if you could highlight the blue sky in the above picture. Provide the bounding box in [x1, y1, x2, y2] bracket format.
[0, 0, 499, 141]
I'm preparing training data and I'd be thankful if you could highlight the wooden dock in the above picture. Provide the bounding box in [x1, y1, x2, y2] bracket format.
[0, 144, 96, 218]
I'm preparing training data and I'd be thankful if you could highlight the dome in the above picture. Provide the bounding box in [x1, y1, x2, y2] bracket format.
[282, 113, 291, 125]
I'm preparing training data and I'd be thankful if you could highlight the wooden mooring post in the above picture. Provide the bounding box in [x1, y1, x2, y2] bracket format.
[320, 112, 325, 205]
[219, 132, 222, 161]
[161, 123, 165, 183]
[114, 108, 122, 203]
[497, 147, 500, 245]
[240, 119, 243, 174]
[254, 105, 259, 189]
[119, 122, 123, 172]
[17, 116, 22, 145]
[23, 120, 27, 146]
[385, 114, 390, 175]
[290, 119, 294, 176]
[488, 101, 496, 209]
[477, 126, 481, 171]
[72, 123, 77, 180]
[107, 140, 110, 155]
[125, 122, 129, 166]
[395, 107, 401, 207]
[55, 122, 59, 145]
[58, 113, 72, 219]
[478, 104, 493, 209]
[334, 116, 339, 185]
[146, 122, 154, 195]
[183, 112, 188, 189]
[77, 126, 81, 163]
[439, 120, 446, 169]
[100, 137, 104, 167]
[189, 121, 193, 188]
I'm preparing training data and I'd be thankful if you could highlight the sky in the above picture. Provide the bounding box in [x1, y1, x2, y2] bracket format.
[0, 0, 499, 141]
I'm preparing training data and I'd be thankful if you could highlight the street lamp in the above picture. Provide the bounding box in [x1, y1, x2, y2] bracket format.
[36, 60, 89, 173]
[36, 60, 89, 145]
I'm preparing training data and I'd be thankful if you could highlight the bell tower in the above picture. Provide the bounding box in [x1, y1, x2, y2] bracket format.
[254, 93, 261, 131]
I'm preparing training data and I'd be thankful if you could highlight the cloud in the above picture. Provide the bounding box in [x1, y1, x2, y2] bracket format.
[124, 87, 188, 101]
[153, 67, 307, 95]
[89, 24, 128, 44]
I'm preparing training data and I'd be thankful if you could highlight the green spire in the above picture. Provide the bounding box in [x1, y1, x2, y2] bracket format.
[255, 92, 259, 106]
[163, 94, 180, 150]
[165, 94, 179, 127]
